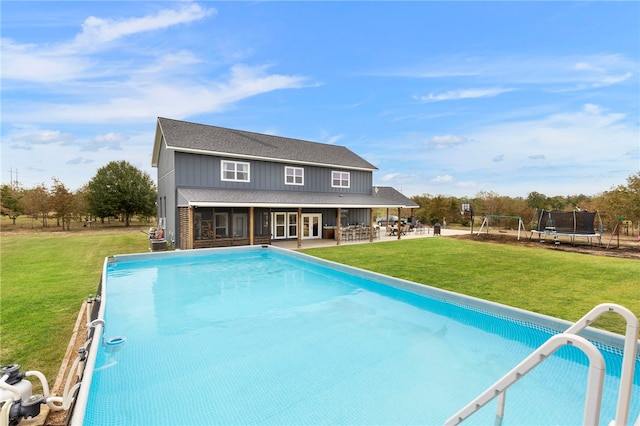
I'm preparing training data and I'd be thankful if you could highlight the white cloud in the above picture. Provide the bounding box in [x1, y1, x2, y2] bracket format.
[431, 175, 453, 183]
[81, 132, 129, 152]
[416, 88, 513, 103]
[574, 62, 603, 72]
[325, 134, 344, 145]
[455, 103, 636, 179]
[571, 56, 634, 89]
[427, 135, 469, 149]
[1, 4, 215, 83]
[380, 173, 400, 182]
[3, 64, 309, 124]
[0, 38, 92, 82]
[393, 54, 636, 92]
[5, 129, 75, 150]
[624, 148, 639, 158]
[392, 102, 638, 197]
[2, 129, 157, 190]
[66, 157, 94, 165]
[591, 72, 632, 88]
[70, 3, 215, 52]
[455, 181, 478, 189]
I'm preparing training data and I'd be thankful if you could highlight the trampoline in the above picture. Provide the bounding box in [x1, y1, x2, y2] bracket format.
[531, 210, 603, 246]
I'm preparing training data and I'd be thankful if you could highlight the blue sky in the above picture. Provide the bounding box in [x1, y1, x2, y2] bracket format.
[2, 1, 638, 198]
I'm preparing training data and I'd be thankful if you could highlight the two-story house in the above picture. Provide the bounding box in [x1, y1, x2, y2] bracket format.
[152, 117, 418, 249]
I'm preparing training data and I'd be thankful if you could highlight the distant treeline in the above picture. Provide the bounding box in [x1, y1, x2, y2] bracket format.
[2, 169, 638, 232]
[379, 172, 640, 231]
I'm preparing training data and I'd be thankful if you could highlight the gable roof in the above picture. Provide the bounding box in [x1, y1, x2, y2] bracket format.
[152, 117, 377, 171]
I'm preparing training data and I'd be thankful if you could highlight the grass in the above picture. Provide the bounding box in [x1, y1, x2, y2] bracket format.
[0, 226, 150, 381]
[1, 222, 638, 386]
[302, 238, 640, 334]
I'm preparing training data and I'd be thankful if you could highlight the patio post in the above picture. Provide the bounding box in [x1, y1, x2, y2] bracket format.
[297, 208, 302, 249]
[249, 206, 254, 245]
[386, 208, 390, 235]
[369, 209, 374, 242]
[336, 208, 341, 245]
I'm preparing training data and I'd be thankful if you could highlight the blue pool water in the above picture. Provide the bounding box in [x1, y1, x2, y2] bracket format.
[80, 247, 639, 425]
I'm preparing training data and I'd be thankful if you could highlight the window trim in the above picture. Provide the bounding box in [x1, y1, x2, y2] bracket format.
[221, 160, 250, 182]
[331, 170, 350, 188]
[284, 166, 304, 186]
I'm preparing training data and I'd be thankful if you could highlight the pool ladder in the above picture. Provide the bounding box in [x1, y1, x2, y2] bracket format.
[444, 303, 639, 426]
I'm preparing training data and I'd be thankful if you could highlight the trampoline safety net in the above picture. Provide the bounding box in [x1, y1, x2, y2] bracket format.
[534, 210, 599, 235]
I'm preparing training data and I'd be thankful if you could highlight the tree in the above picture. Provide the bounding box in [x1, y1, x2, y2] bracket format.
[74, 185, 91, 223]
[410, 193, 459, 225]
[50, 178, 75, 230]
[0, 184, 24, 224]
[86, 161, 157, 226]
[526, 191, 549, 211]
[22, 183, 50, 227]
[623, 172, 640, 220]
[593, 172, 640, 231]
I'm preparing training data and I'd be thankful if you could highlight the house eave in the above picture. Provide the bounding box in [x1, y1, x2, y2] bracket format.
[151, 119, 163, 167]
[184, 201, 416, 209]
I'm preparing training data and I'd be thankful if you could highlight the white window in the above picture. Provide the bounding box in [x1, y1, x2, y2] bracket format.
[285, 166, 304, 185]
[221, 160, 250, 182]
[332, 171, 350, 188]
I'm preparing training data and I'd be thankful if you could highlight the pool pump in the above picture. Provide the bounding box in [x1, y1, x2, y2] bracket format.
[0, 355, 85, 426]
[0, 364, 45, 426]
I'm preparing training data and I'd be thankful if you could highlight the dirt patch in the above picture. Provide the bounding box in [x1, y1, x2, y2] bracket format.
[450, 230, 640, 260]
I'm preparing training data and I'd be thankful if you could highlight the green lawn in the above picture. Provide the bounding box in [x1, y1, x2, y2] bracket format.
[302, 238, 639, 335]
[1, 231, 638, 384]
[0, 229, 150, 381]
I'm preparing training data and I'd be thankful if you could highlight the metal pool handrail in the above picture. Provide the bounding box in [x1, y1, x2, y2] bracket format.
[564, 303, 639, 426]
[444, 303, 639, 426]
[444, 333, 606, 426]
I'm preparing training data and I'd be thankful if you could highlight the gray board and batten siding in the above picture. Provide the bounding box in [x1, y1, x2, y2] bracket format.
[174, 151, 374, 193]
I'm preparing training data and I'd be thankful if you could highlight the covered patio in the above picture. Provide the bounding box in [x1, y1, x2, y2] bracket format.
[175, 186, 419, 249]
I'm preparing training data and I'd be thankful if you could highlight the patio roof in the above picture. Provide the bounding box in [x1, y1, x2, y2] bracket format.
[177, 186, 419, 209]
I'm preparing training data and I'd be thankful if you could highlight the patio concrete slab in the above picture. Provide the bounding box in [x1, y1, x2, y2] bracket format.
[271, 227, 469, 250]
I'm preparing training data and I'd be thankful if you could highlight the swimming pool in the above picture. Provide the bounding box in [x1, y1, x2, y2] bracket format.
[72, 246, 639, 425]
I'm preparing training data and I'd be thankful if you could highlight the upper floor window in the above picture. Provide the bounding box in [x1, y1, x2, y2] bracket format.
[332, 171, 350, 188]
[285, 166, 304, 185]
[221, 160, 250, 182]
